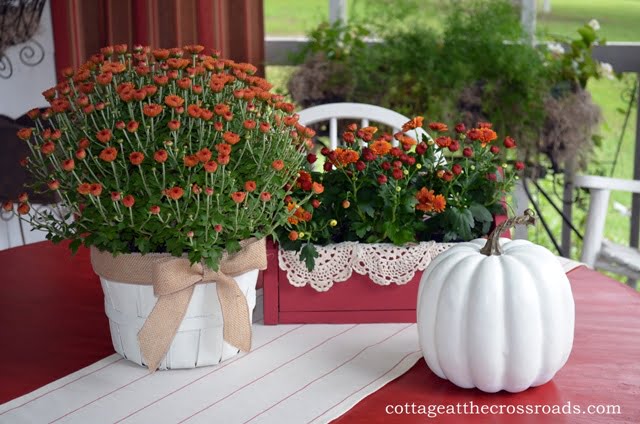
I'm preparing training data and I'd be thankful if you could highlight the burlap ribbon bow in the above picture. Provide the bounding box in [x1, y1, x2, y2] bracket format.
[90, 238, 267, 371]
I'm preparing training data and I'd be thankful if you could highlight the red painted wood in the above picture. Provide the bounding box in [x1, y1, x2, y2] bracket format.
[2, 243, 639, 423]
[279, 271, 421, 313]
[263, 239, 280, 324]
[332, 266, 640, 423]
[263, 215, 511, 325]
[0, 241, 114, 404]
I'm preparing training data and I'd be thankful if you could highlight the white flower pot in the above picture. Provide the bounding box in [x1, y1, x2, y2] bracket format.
[99, 269, 258, 369]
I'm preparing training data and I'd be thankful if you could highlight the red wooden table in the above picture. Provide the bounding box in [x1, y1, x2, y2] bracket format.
[1, 241, 639, 423]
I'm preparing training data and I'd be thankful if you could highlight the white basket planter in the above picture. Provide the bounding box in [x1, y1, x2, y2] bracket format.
[99, 269, 258, 369]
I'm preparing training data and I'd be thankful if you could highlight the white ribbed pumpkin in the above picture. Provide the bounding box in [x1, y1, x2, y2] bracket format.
[417, 235, 575, 393]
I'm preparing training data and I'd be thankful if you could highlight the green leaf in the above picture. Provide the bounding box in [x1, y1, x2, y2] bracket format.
[225, 239, 241, 255]
[353, 221, 370, 238]
[300, 243, 319, 272]
[448, 207, 474, 240]
[469, 203, 493, 222]
[69, 239, 82, 254]
[359, 203, 376, 218]
[578, 26, 596, 45]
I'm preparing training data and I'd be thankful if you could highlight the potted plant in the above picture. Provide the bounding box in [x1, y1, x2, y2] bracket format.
[264, 118, 523, 324]
[4, 44, 316, 370]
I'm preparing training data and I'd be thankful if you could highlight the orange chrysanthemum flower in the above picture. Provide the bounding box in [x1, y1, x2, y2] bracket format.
[129, 152, 144, 165]
[165, 94, 185, 108]
[335, 148, 359, 166]
[96, 129, 112, 143]
[401, 116, 424, 132]
[167, 187, 184, 200]
[183, 155, 199, 168]
[369, 140, 392, 156]
[428, 122, 448, 132]
[187, 104, 201, 118]
[99, 147, 118, 162]
[223, 131, 240, 145]
[196, 148, 212, 163]
[204, 160, 218, 172]
[77, 183, 91, 195]
[216, 143, 232, 156]
[415, 187, 447, 213]
[231, 191, 246, 203]
[478, 128, 498, 147]
[143, 103, 163, 117]
[90, 183, 103, 196]
[40, 141, 55, 155]
[17, 128, 33, 140]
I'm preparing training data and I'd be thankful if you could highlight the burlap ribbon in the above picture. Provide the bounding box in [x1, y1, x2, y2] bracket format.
[90, 238, 267, 371]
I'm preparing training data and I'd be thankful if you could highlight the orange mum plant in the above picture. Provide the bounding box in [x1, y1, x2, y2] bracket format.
[277, 119, 524, 269]
[5, 44, 317, 270]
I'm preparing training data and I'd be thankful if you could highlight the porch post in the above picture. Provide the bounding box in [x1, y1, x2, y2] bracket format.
[561, 159, 575, 258]
[329, 0, 347, 24]
[520, 0, 536, 42]
[631, 75, 640, 250]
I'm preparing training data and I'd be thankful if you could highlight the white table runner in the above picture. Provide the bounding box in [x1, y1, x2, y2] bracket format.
[0, 258, 583, 424]
[0, 290, 422, 424]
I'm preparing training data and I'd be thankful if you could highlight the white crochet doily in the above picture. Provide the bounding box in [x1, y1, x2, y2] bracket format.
[278, 241, 455, 292]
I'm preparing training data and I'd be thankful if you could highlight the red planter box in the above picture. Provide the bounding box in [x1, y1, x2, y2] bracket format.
[263, 215, 509, 325]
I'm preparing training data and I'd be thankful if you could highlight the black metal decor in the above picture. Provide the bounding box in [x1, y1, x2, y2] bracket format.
[0, 0, 47, 79]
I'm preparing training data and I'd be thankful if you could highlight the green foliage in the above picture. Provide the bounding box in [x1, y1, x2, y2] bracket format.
[291, 20, 370, 64]
[277, 120, 522, 268]
[13, 45, 310, 270]
[291, 0, 553, 155]
[543, 20, 613, 92]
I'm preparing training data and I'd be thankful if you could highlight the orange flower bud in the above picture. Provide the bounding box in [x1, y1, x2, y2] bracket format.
[99, 147, 118, 162]
[129, 152, 144, 165]
[167, 187, 184, 200]
[231, 191, 246, 203]
[122, 195, 135, 208]
[17, 128, 33, 140]
[62, 159, 75, 171]
[90, 183, 103, 196]
[260, 192, 271, 202]
[154, 149, 168, 163]
[17, 203, 30, 215]
[77, 183, 91, 195]
[96, 129, 112, 143]
[204, 160, 218, 173]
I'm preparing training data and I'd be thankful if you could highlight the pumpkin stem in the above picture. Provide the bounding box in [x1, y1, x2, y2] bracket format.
[479, 209, 536, 256]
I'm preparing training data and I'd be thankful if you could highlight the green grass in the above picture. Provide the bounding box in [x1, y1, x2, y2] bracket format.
[537, 0, 640, 41]
[265, 0, 640, 275]
[264, 0, 327, 36]
[265, 0, 640, 40]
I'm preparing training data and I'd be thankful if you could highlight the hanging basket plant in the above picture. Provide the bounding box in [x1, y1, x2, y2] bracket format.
[0, 0, 46, 56]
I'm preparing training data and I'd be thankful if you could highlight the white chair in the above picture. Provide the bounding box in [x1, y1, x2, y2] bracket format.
[574, 175, 640, 282]
[297, 102, 432, 149]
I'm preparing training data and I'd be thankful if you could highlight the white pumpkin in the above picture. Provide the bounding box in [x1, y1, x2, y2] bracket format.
[417, 232, 575, 393]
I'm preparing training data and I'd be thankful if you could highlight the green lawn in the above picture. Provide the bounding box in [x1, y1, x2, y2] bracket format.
[537, 0, 640, 41]
[264, 0, 640, 270]
[265, 0, 640, 40]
